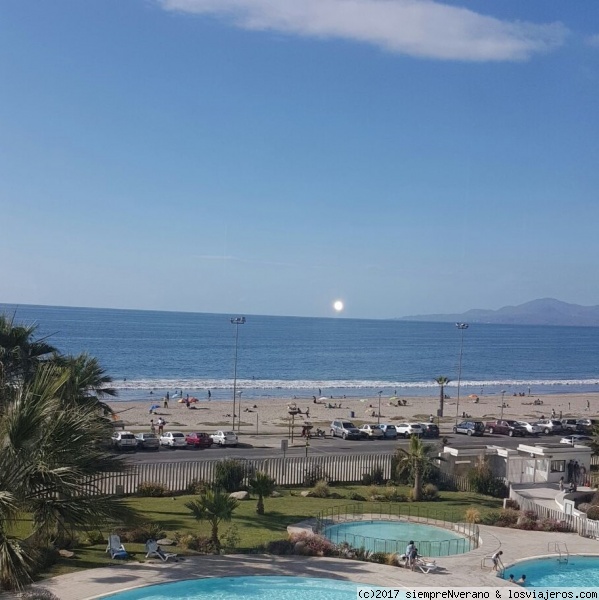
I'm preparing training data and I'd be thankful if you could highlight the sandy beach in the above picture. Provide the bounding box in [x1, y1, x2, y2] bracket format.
[108, 391, 599, 436]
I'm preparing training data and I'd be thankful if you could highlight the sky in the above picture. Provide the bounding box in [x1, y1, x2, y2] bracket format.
[1, 1, 598, 320]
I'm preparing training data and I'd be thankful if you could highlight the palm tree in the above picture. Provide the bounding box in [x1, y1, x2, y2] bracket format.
[394, 435, 443, 501]
[0, 313, 55, 390]
[434, 376, 450, 417]
[249, 472, 276, 515]
[185, 489, 239, 553]
[0, 363, 138, 589]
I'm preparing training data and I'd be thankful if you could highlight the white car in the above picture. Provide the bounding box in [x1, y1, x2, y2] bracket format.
[517, 421, 541, 436]
[395, 423, 424, 438]
[359, 424, 384, 439]
[560, 435, 593, 445]
[159, 431, 186, 448]
[211, 430, 238, 447]
[111, 431, 137, 451]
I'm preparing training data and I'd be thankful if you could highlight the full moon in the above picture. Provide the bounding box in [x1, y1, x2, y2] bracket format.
[333, 300, 344, 312]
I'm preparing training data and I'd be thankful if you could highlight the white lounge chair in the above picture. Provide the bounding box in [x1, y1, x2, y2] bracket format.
[145, 539, 177, 562]
[415, 558, 438, 574]
[106, 535, 128, 559]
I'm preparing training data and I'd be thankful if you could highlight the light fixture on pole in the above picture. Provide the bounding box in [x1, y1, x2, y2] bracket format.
[230, 316, 246, 432]
[500, 390, 506, 422]
[377, 391, 383, 424]
[454, 323, 469, 426]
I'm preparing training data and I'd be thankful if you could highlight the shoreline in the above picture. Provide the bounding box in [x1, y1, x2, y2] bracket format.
[107, 391, 599, 435]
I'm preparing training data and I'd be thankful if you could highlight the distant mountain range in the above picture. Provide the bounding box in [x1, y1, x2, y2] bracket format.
[400, 298, 599, 327]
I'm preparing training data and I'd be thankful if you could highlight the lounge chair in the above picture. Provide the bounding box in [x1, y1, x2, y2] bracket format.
[415, 558, 439, 574]
[145, 539, 177, 562]
[106, 534, 128, 559]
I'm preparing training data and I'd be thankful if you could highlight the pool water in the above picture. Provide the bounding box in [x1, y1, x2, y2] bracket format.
[323, 520, 473, 556]
[103, 576, 367, 600]
[504, 556, 599, 587]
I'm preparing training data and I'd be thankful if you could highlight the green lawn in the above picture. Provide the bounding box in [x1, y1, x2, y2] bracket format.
[40, 486, 502, 578]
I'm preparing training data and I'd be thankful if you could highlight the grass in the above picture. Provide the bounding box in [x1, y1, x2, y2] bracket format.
[40, 485, 502, 578]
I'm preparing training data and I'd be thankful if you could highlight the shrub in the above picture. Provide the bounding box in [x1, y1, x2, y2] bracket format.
[311, 480, 331, 498]
[467, 457, 509, 498]
[537, 518, 570, 532]
[137, 481, 168, 497]
[586, 505, 599, 520]
[348, 492, 366, 501]
[591, 491, 599, 506]
[465, 508, 481, 524]
[264, 539, 295, 555]
[19, 591, 61, 600]
[495, 508, 519, 527]
[480, 510, 501, 525]
[578, 502, 591, 514]
[115, 522, 165, 543]
[504, 499, 520, 510]
[522, 510, 538, 522]
[369, 551, 389, 564]
[221, 524, 241, 554]
[290, 533, 335, 556]
[214, 459, 253, 493]
[83, 530, 105, 545]
[362, 466, 385, 486]
[304, 464, 330, 487]
[186, 479, 211, 495]
[421, 483, 439, 501]
[176, 533, 215, 553]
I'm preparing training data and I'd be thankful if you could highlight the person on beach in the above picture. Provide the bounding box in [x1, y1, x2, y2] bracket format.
[157, 417, 165, 435]
[208, 390, 211, 400]
[150, 419, 156, 434]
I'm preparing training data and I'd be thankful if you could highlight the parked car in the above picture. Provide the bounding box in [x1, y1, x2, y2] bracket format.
[560, 434, 593, 445]
[185, 432, 213, 448]
[160, 431, 187, 448]
[485, 420, 527, 437]
[453, 421, 485, 436]
[378, 424, 398, 439]
[111, 431, 137, 451]
[536, 419, 564, 435]
[395, 423, 423, 438]
[330, 420, 362, 440]
[359, 424, 384, 439]
[135, 432, 160, 451]
[211, 430, 238, 447]
[516, 421, 541, 436]
[561, 418, 579, 432]
[420, 423, 440, 438]
[576, 419, 597, 434]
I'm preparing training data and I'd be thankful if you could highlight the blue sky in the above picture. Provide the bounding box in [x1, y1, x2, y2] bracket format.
[1, 1, 598, 319]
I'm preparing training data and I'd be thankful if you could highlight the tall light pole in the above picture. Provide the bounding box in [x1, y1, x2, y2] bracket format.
[500, 390, 506, 422]
[377, 391, 383, 424]
[454, 323, 469, 426]
[230, 317, 246, 432]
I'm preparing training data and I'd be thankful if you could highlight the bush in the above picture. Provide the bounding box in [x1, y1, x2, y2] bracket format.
[186, 479, 211, 495]
[495, 508, 519, 527]
[348, 492, 366, 501]
[137, 481, 168, 497]
[467, 457, 509, 498]
[480, 510, 501, 525]
[176, 533, 215, 553]
[304, 464, 330, 487]
[215, 459, 253, 493]
[369, 551, 389, 564]
[587, 505, 599, 520]
[311, 480, 331, 498]
[264, 539, 295, 555]
[221, 524, 241, 554]
[83, 530, 105, 545]
[362, 466, 385, 486]
[421, 484, 439, 501]
[115, 522, 165, 544]
[537, 518, 570, 532]
[290, 533, 335, 557]
[19, 591, 61, 600]
[504, 499, 520, 510]
[465, 508, 481, 524]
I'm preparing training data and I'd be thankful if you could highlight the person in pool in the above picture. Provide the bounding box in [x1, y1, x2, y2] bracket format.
[508, 575, 515, 583]
[516, 575, 526, 585]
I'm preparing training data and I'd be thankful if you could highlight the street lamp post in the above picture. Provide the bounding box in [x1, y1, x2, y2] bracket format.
[500, 390, 506, 422]
[230, 316, 246, 432]
[454, 323, 469, 426]
[377, 391, 383, 424]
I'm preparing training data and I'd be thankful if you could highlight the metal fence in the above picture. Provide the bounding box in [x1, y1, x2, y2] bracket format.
[313, 502, 479, 557]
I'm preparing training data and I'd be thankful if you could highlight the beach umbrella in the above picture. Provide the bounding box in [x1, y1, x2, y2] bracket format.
[188, 397, 199, 403]
[468, 394, 479, 399]
[319, 396, 328, 401]
[177, 398, 186, 403]
[150, 404, 160, 410]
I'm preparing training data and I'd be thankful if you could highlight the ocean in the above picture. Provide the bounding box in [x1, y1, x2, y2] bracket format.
[1, 303, 598, 402]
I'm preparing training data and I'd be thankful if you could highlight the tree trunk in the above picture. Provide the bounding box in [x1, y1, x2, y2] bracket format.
[439, 385, 444, 417]
[256, 495, 264, 515]
[211, 521, 220, 553]
[413, 467, 422, 501]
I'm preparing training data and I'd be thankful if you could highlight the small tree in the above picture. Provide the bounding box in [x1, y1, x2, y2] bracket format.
[214, 459, 252, 493]
[185, 489, 239, 553]
[393, 436, 443, 501]
[467, 455, 508, 498]
[249, 472, 276, 515]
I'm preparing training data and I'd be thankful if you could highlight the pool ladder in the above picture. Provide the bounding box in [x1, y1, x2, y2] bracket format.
[548, 541, 569, 564]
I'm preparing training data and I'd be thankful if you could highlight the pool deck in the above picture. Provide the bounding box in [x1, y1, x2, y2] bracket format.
[17, 524, 599, 600]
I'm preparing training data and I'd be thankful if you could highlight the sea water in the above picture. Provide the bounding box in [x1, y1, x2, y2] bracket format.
[1, 303, 599, 401]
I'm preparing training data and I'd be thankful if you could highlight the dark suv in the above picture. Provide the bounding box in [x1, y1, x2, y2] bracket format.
[453, 421, 485, 436]
[485, 420, 527, 437]
[420, 423, 440, 438]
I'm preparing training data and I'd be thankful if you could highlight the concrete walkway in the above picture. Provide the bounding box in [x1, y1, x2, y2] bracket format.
[18, 525, 599, 600]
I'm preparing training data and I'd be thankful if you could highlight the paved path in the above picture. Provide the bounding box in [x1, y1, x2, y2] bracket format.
[18, 525, 599, 600]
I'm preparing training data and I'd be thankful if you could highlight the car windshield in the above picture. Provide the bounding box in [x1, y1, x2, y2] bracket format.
[121, 434, 135, 439]
[144, 434, 157, 439]
[173, 433, 184, 438]
[342, 422, 355, 428]
[225, 431, 236, 436]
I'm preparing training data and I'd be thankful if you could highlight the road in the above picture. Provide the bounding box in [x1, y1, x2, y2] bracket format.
[122, 432, 561, 464]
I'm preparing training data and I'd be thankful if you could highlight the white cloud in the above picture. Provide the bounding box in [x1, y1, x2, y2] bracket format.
[586, 34, 599, 48]
[159, 0, 567, 62]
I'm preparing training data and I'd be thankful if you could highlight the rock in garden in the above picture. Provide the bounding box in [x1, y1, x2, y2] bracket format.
[229, 491, 250, 500]
[157, 538, 174, 546]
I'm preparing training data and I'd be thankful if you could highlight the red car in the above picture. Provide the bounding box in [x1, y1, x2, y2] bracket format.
[185, 432, 213, 449]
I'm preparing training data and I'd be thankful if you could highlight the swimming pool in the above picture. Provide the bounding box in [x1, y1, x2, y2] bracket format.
[102, 576, 367, 600]
[503, 555, 599, 587]
[323, 520, 474, 556]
